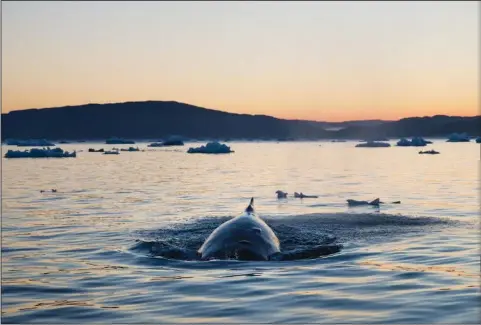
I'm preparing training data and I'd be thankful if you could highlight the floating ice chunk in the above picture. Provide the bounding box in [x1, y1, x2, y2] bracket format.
[347, 198, 401, 206]
[411, 137, 429, 146]
[347, 199, 379, 206]
[187, 141, 234, 154]
[103, 150, 120, 155]
[447, 133, 470, 142]
[105, 137, 135, 144]
[294, 192, 318, 198]
[148, 136, 184, 147]
[396, 137, 430, 146]
[120, 147, 141, 151]
[355, 141, 391, 148]
[4, 147, 76, 158]
[147, 142, 163, 147]
[396, 138, 411, 146]
[419, 150, 440, 154]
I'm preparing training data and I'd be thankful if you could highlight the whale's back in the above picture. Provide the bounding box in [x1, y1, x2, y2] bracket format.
[199, 213, 280, 261]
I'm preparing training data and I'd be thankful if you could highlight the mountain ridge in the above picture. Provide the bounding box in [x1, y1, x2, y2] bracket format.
[2, 101, 479, 140]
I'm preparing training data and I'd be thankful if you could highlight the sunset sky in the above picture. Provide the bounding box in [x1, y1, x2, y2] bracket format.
[2, 1, 479, 122]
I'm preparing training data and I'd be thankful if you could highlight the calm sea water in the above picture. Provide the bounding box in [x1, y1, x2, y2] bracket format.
[2, 140, 480, 323]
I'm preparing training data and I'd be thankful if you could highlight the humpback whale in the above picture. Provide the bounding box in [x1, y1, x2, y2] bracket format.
[198, 198, 281, 261]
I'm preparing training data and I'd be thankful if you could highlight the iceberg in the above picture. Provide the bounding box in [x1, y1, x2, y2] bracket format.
[147, 142, 164, 147]
[355, 141, 391, 148]
[396, 137, 430, 147]
[187, 141, 234, 154]
[105, 137, 135, 144]
[103, 150, 120, 155]
[148, 141, 184, 147]
[4, 147, 76, 158]
[347, 198, 401, 206]
[120, 147, 141, 152]
[396, 138, 411, 146]
[447, 133, 470, 142]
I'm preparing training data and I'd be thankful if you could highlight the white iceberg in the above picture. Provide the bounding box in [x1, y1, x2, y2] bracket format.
[187, 142, 234, 154]
[447, 133, 470, 142]
[4, 147, 76, 158]
[355, 141, 391, 148]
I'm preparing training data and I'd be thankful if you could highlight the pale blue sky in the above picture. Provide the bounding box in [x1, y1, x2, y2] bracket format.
[2, 1, 478, 121]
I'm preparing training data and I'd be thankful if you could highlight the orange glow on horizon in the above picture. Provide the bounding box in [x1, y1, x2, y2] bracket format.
[2, 1, 478, 122]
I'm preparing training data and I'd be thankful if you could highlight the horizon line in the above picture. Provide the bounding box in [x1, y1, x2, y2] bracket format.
[2, 99, 479, 124]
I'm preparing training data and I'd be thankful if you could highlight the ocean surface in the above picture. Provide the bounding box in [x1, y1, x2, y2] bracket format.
[2, 140, 480, 323]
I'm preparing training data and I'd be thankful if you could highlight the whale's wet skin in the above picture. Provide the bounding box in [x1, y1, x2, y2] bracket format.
[2, 141, 479, 323]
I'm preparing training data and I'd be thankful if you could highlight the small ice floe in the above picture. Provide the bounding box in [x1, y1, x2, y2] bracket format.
[105, 137, 135, 144]
[4, 147, 76, 158]
[40, 189, 57, 193]
[120, 147, 141, 152]
[447, 132, 470, 142]
[276, 190, 288, 199]
[396, 137, 431, 147]
[419, 149, 440, 155]
[88, 148, 105, 152]
[187, 142, 234, 154]
[331, 140, 347, 142]
[103, 149, 120, 155]
[294, 192, 318, 198]
[355, 141, 391, 148]
[5, 139, 56, 147]
[347, 198, 401, 206]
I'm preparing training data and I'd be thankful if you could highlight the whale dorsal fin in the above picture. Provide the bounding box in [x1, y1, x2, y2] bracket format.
[245, 197, 254, 213]
[369, 198, 380, 205]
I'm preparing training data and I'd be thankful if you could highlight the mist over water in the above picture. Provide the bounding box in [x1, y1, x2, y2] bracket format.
[2, 140, 479, 323]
